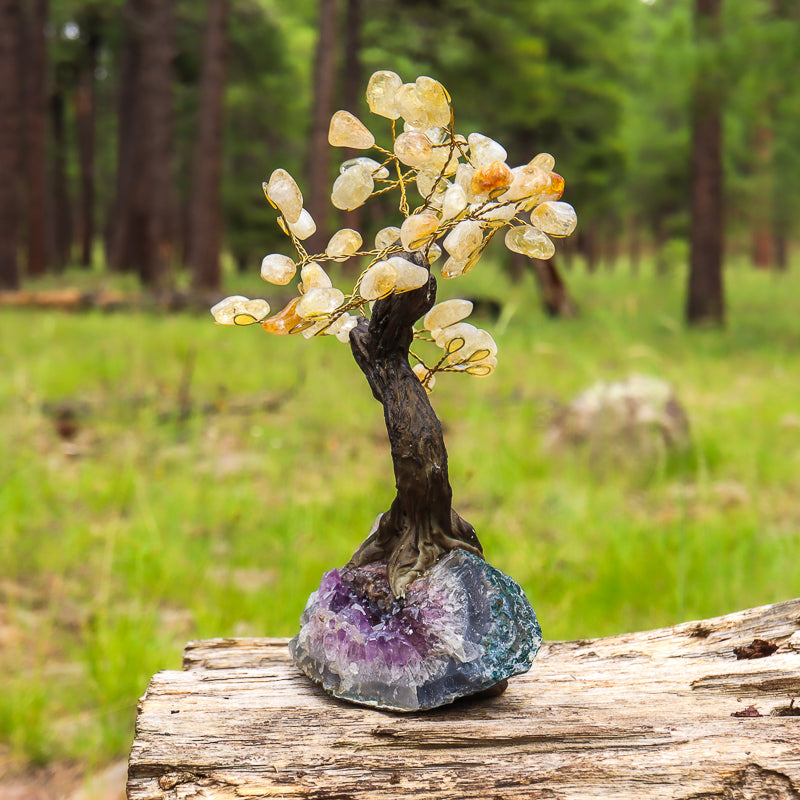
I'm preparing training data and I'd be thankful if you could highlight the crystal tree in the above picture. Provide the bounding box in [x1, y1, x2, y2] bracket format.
[212, 71, 576, 711]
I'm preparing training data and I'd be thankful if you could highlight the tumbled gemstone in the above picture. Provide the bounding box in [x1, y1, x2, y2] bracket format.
[211, 295, 270, 325]
[472, 200, 518, 223]
[326, 228, 363, 261]
[394, 131, 434, 169]
[416, 170, 448, 198]
[412, 362, 435, 391]
[530, 152, 556, 171]
[395, 82, 430, 128]
[301, 261, 333, 291]
[300, 318, 330, 339]
[544, 172, 565, 202]
[425, 126, 449, 145]
[360, 260, 398, 300]
[366, 70, 402, 119]
[388, 256, 429, 292]
[334, 315, 359, 343]
[261, 254, 297, 285]
[504, 225, 555, 259]
[374, 226, 401, 250]
[331, 164, 374, 210]
[341, 157, 390, 180]
[428, 148, 460, 177]
[454, 163, 477, 202]
[321, 312, 353, 337]
[402, 119, 427, 134]
[530, 201, 577, 237]
[516, 171, 566, 211]
[262, 296, 303, 335]
[437, 322, 497, 362]
[470, 160, 513, 198]
[296, 287, 345, 318]
[414, 76, 451, 127]
[328, 110, 375, 149]
[441, 256, 466, 279]
[211, 295, 247, 322]
[236, 298, 270, 324]
[267, 169, 303, 224]
[286, 208, 316, 240]
[400, 213, 439, 251]
[427, 242, 442, 263]
[423, 298, 473, 332]
[441, 184, 468, 220]
[504, 164, 551, 202]
[462, 355, 497, 376]
[416, 172, 448, 208]
[434, 320, 479, 352]
[443, 220, 483, 261]
[450, 329, 498, 363]
[467, 133, 507, 169]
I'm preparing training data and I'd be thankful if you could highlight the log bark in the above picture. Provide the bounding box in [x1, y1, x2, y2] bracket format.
[128, 597, 800, 800]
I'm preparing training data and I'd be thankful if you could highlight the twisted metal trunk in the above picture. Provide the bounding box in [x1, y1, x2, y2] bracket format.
[347, 253, 482, 598]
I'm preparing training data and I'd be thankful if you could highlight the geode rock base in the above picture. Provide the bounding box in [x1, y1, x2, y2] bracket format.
[289, 549, 542, 712]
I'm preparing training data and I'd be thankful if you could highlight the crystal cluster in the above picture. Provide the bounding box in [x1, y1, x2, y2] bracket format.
[289, 549, 542, 712]
[210, 69, 577, 391]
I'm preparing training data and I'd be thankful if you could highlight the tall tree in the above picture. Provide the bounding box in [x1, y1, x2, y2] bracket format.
[109, 0, 178, 288]
[306, 0, 339, 252]
[0, 0, 22, 289]
[75, 5, 101, 267]
[50, 84, 72, 268]
[187, 0, 230, 291]
[22, 0, 51, 278]
[686, 0, 724, 326]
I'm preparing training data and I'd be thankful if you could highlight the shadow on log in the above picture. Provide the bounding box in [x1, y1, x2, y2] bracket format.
[128, 597, 800, 799]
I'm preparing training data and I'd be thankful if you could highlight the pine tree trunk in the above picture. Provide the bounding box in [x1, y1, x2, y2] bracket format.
[108, 0, 141, 272]
[347, 255, 482, 598]
[530, 258, 578, 318]
[628, 215, 641, 276]
[187, 0, 229, 291]
[22, 0, 50, 278]
[306, 0, 339, 253]
[76, 13, 99, 268]
[135, 0, 177, 288]
[0, 0, 22, 289]
[686, 0, 725, 326]
[110, 0, 177, 289]
[50, 88, 72, 269]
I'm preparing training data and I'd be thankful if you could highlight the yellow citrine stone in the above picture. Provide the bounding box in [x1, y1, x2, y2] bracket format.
[328, 110, 375, 149]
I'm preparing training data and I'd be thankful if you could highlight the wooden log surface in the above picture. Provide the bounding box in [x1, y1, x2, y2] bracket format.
[128, 598, 800, 799]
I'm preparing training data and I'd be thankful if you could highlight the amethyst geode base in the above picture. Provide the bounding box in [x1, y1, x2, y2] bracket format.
[288, 549, 542, 712]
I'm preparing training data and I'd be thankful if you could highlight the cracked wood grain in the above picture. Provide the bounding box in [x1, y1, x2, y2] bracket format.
[128, 598, 800, 800]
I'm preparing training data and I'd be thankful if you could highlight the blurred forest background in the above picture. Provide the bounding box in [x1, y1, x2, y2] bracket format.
[1, 0, 799, 310]
[2, 0, 800, 796]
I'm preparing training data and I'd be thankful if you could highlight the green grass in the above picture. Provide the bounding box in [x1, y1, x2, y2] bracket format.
[1, 259, 799, 765]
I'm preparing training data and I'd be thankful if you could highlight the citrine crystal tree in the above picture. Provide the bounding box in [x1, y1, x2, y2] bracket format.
[212, 70, 576, 711]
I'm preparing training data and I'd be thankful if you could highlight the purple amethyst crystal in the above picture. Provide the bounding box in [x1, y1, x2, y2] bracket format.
[289, 549, 542, 711]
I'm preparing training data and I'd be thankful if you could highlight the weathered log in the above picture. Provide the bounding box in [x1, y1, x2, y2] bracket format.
[127, 598, 800, 799]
